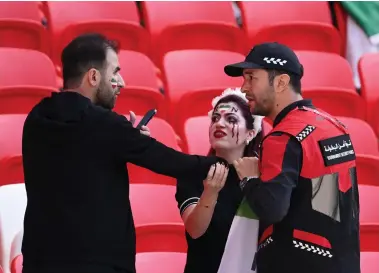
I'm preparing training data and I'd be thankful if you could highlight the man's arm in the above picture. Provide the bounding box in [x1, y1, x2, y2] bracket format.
[243, 132, 302, 224]
[110, 113, 223, 180]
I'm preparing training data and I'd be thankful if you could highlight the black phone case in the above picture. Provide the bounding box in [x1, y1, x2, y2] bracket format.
[136, 109, 157, 129]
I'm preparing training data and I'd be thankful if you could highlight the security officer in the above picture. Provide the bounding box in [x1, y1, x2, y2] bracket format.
[225, 42, 360, 273]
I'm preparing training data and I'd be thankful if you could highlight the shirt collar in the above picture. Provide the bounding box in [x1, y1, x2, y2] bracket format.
[273, 99, 314, 127]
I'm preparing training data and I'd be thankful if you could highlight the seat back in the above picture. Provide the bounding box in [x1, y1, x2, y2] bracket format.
[0, 2, 49, 54]
[0, 185, 27, 273]
[113, 51, 165, 117]
[163, 49, 243, 132]
[336, 117, 378, 156]
[136, 252, 186, 273]
[239, 2, 340, 53]
[47, 1, 149, 64]
[0, 48, 57, 114]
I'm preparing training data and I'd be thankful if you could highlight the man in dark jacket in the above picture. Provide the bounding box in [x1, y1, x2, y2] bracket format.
[21, 33, 226, 273]
[227, 42, 360, 273]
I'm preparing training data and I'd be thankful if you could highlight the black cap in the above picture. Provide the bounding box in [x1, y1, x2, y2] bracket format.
[224, 42, 303, 78]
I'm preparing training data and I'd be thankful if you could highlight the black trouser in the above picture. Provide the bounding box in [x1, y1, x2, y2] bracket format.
[22, 263, 132, 273]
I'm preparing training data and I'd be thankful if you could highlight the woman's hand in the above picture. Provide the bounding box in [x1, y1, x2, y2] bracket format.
[203, 163, 229, 195]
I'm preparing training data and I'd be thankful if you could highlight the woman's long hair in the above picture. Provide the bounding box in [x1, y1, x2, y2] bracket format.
[208, 94, 263, 157]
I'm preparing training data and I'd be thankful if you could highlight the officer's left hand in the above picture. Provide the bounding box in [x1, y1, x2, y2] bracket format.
[233, 157, 260, 180]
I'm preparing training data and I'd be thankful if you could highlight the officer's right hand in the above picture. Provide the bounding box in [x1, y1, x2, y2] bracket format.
[203, 163, 229, 194]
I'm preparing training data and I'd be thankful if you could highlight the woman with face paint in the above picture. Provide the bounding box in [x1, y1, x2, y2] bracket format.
[175, 88, 264, 273]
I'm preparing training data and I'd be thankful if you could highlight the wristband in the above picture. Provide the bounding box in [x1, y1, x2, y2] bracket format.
[239, 176, 258, 190]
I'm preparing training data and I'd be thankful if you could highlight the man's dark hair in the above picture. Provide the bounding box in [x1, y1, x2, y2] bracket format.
[61, 33, 119, 89]
[267, 69, 302, 94]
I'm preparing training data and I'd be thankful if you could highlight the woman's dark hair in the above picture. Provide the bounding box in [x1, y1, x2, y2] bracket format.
[208, 94, 264, 157]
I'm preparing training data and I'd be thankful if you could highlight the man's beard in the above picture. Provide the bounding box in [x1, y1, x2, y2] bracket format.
[95, 86, 115, 110]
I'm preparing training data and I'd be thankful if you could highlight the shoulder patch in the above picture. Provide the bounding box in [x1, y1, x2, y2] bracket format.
[295, 125, 316, 142]
[318, 134, 356, 166]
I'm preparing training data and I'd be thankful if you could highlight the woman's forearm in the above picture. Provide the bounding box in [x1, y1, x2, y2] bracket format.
[183, 191, 218, 239]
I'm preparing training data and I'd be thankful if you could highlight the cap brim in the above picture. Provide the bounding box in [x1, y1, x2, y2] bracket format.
[224, 62, 264, 77]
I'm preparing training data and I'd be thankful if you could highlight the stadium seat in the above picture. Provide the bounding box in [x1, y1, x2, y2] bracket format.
[10, 255, 21, 273]
[359, 185, 379, 252]
[0, 2, 50, 54]
[47, 1, 150, 66]
[360, 224, 379, 252]
[113, 50, 166, 118]
[0, 48, 58, 114]
[358, 53, 379, 136]
[0, 184, 27, 273]
[239, 1, 341, 54]
[337, 117, 379, 187]
[296, 51, 364, 119]
[0, 114, 26, 186]
[361, 252, 379, 273]
[336, 117, 378, 156]
[359, 185, 379, 224]
[136, 252, 186, 273]
[140, 1, 248, 65]
[184, 116, 273, 155]
[332, 2, 348, 56]
[163, 50, 244, 138]
[10, 230, 22, 273]
[130, 184, 186, 253]
[127, 116, 181, 186]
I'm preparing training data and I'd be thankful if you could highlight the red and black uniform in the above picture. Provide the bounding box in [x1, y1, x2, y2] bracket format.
[244, 100, 360, 273]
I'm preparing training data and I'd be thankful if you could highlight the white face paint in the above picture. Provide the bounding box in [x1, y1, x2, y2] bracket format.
[95, 49, 125, 110]
[209, 102, 254, 151]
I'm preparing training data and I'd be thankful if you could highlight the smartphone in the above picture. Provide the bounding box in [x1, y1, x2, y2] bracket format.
[136, 109, 157, 129]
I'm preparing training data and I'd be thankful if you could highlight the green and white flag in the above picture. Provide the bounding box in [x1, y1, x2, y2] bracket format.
[217, 198, 259, 273]
[341, 1, 379, 44]
[340, 1, 379, 88]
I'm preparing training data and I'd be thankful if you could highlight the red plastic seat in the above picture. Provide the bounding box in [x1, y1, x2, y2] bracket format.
[337, 117, 379, 187]
[359, 185, 379, 224]
[0, 48, 58, 114]
[239, 1, 341, 54]
[361, 252, 379, 273]
[136, 252, 186, 273]
[0, 185, 27, 273]
[296, 51, 364, 119]
[47, 1, 150, 66]
[0, 2, 50, 55]
[130, 184, 186, 253]
[11, 255, 22, 273]
[113, 50, 166, 117]
[336, 117, 378, 156]
[141, 1, 248, 65]
[332, 2, 348, 56]
[184, 116, 273, 155]
[0, 114, 26, 186]
[358, 53, 379, 136]
[10, 230, 23, 273]
[163, 50, 244, 137]
[359, 185, 379, 252]
[127, 115, 181, 186]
